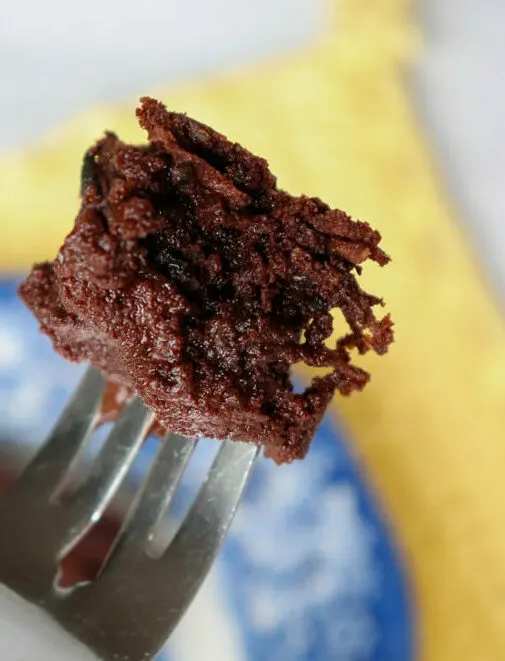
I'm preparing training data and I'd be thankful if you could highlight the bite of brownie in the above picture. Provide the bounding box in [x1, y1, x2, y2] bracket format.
[19, 97, 393, 462]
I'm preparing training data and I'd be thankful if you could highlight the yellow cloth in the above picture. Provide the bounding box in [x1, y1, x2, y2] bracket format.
[2, 1, 505, 658]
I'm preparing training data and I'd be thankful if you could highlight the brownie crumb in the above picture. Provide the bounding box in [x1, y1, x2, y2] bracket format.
[19, 97, 393, 462]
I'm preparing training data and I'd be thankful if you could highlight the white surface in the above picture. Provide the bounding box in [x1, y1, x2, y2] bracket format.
[0, 573, 244, 661]
[412, 0, 505, 296]
[0, 586, 98, 661]
[0, 0, 325, 149]
[170, 567, 247, 661]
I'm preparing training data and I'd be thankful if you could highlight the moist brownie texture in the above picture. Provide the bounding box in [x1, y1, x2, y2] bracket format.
[19, 97, 393, 462]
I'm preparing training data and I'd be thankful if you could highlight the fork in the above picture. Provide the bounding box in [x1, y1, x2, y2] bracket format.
[0, 366, 258, 660]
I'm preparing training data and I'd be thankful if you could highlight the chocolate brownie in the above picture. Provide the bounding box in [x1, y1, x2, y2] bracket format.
[19, 97, 393, 462]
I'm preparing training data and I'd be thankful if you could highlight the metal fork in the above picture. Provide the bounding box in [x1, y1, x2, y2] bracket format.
[0, 367, 258, 660]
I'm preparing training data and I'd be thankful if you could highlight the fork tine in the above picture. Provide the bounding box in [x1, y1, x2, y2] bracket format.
[20, 367, 105, 499]
[123, 432, 197, 547]
[158, 440, 258, 594]
[63, 397, 154, 550]
[104, 433, 196, 562]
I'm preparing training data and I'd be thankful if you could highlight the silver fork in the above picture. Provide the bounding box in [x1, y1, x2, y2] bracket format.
[0, 367, 258, 660]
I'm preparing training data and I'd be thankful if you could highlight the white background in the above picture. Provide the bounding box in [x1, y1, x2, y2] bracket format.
[413, 0, 505, 299]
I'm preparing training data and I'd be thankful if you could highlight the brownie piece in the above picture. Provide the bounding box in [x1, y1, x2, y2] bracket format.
[19, 97, 393, 462]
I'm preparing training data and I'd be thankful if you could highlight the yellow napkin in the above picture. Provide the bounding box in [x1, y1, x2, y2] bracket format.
[2, 1, 505, 658]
